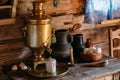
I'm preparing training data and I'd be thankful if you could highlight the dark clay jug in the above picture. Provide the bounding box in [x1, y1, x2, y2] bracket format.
[71, 34, 86, 58]
[52, 29, 73, 61]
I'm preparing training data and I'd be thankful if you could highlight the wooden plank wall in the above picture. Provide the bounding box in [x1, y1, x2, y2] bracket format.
[17, 0, 85, 16]
[0, 0, 114, 65]
[0, 20, 31, 66]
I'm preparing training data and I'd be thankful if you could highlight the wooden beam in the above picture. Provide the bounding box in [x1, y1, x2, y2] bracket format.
[80, 22, 120, 30]
[0, 5, 12, 9]
[0, 18, 15, 26]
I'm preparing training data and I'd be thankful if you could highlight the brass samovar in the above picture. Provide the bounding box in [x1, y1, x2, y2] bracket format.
[25, 1, 52, 70]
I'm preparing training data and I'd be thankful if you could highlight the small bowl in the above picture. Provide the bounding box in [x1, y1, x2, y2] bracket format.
[80, 53, 103, 62]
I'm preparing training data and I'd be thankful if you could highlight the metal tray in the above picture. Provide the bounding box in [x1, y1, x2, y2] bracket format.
[27, 62, 69, 78]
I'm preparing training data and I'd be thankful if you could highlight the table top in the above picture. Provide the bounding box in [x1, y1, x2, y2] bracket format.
[4, 56, 120, 80]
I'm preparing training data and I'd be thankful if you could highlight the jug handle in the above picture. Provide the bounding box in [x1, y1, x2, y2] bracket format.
[67, 34, 73, 43]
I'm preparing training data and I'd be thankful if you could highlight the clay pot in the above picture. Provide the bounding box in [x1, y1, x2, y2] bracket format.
[52, 29, 73, 62]
[80, 54, 103, 62]
[71, 34, 86, 58]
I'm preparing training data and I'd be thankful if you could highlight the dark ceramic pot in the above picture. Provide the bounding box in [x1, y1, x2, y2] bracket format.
[71, 34, 86, 58]
[52, 29, 73, 61]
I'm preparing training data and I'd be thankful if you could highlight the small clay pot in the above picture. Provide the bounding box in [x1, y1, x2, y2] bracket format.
[80, 54, 103, 62]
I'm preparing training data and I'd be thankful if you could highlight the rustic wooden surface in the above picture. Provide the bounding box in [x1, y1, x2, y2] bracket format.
[17, 0, 85, 16]
[4, 56, 120, 80]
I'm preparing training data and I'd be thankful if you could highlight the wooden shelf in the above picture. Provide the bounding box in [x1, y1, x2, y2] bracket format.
[81, 22, 120, 30]
[81, 19, 120, 30]
[70, 20, 120, 34]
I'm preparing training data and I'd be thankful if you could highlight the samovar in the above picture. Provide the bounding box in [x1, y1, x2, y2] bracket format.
[25, 0, 52, 70]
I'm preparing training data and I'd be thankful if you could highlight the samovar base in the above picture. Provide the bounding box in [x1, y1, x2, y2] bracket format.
[33, 54, 46, 70]
[34, 60, 46, 70]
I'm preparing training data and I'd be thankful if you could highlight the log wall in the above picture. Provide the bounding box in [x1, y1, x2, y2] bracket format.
[0, 20, 31, 66]
[0, 0, 117, 65]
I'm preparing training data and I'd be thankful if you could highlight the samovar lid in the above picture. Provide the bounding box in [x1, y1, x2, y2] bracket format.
[27, 1, 51, 24]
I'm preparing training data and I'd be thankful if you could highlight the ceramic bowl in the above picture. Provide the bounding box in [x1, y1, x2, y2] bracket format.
[80, 53, 103, 62]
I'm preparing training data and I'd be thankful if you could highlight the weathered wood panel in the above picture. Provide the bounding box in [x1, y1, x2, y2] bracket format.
[0, 26, 21, 40]
[0, 47, 31, 65]
[17, 0, 85, 16]
[0, 22, 24, 41]
[0, 40, 25, 52]
[0, 19, 31, 66]
[44, 0, 85, 15]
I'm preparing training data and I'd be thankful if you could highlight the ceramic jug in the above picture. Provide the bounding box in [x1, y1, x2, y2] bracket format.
[71, 34, 86, 58]
[52, 29, 73, 61]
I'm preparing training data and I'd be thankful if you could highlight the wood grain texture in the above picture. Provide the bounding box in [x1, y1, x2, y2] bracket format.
[0, 19, 30, 66]
[5, 56, 120, 80]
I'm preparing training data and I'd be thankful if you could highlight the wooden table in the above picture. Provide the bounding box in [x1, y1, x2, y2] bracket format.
[4, 56, 120, 80]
